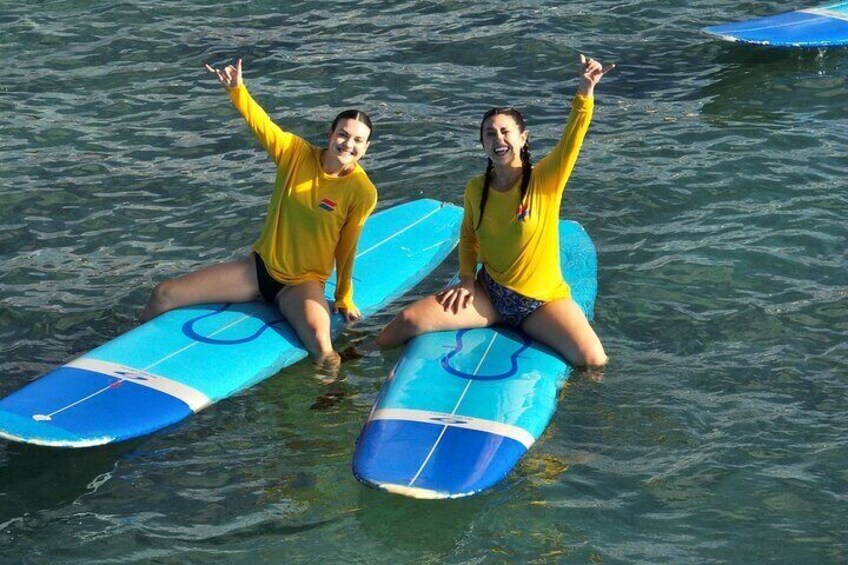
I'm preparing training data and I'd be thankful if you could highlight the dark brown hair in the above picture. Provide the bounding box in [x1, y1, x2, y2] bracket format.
[476, 107, 532, 229]
[330, 109, 373, 140]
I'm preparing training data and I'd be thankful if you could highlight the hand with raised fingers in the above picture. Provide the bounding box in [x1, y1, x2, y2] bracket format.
[205, 58, 243, 89]
[577, 54, 615, 97]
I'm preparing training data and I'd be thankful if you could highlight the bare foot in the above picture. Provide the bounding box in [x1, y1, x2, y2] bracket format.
[311, 351, 344, 410]
[313, 351, 341, 384]
[581, 363, 607, 383]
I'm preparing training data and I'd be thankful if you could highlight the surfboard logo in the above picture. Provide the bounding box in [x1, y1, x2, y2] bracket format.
[429, 416, 470, 425]
[318, 198, 337, 212]
[113, 370, 150, 382]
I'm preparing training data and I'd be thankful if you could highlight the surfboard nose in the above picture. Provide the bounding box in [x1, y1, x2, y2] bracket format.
[352, 418, 528, 499]
[0, 364, 195, 448]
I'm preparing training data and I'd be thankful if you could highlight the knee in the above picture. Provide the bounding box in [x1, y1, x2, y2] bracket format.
[150, 280, 178, 310]
[396, 307, 422, 330]
[579, 343, 609, 368]
[376, 307, 427, 349]
[142, 280, 177, 320]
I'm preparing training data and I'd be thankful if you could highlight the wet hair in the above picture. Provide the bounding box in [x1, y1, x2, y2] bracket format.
[330, 109, 373, 140]
[476, 107, 532, 230]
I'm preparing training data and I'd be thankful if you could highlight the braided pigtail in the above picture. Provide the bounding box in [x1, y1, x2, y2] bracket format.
[476, 158, 494, 230]
[519, 143, 532, 202]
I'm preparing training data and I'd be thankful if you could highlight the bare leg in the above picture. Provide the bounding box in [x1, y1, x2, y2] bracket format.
[376, 280, 501, 349]
[275, 281, 339, 370]
[141, 255, 261, 322]
[520, 297, 608, 368]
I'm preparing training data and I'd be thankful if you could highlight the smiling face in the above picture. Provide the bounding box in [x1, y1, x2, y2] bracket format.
[325, 118, 371, 172]
[480, 112, 528, 168]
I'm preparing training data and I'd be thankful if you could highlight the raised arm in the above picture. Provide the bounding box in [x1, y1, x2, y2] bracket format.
[532, 54, 615, 194]
[205, 58, 298, 164]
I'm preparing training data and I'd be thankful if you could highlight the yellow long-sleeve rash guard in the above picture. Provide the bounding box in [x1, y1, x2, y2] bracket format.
[458, 94, 594, 302]
[227, 83, 378, 311]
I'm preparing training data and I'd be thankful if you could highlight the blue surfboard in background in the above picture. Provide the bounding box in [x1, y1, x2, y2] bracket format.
[353, 220, 598, 499]
[0, 199, 463, 447]
[703, 2, 848, 47]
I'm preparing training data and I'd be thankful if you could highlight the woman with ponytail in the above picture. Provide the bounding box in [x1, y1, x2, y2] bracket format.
[142, 58, 377, 372]
[377, 54, 612, 369]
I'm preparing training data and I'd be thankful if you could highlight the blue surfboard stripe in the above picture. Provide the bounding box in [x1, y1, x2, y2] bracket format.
[440, 328, 532, 381]
[180, 303, 287, 346]
[353, 419, 527, 496]
[0, 367, 193, 445]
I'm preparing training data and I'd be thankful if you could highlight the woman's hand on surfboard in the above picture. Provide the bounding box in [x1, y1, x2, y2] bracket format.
[577, 54, 614, 98]
[436, 276, 476, 314]
[205, 58, 243, 89]
[335, 301, 362, 323]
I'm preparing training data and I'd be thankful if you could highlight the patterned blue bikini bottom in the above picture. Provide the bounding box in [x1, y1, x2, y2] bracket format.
[478, 268, 545, 327]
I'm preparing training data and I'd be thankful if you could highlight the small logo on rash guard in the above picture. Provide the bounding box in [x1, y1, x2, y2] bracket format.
[319, 198, 337, 212]
[516, 203, 529, 221]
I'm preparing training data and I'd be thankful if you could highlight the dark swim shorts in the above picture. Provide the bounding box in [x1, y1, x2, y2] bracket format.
[253, 253, 286, 302]
[478, 268, 545, 327]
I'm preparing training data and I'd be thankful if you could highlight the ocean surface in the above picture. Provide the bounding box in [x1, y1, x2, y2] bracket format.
[1, 0, 846, 563]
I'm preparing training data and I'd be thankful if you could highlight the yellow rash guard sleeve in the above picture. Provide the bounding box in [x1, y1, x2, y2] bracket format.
[227, 83, 300, 164]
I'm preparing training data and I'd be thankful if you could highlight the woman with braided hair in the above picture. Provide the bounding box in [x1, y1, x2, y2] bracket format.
[376, 54, 612, 369]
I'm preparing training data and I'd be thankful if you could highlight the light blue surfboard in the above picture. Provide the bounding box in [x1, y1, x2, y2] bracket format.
[353, 220, 597, 499]
[0, 199, 463, 448]
[703, 2, 848, 47]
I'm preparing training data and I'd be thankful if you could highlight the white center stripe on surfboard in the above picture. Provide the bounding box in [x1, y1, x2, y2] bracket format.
[142, 313, 252, 372]
[65, 358, 211, 412]
[731, 8, 848, 33]
[407, 332, 501, 487]
[355, 206, 443, 258]
[34, 315, 252, 421]
[372, 408, 535, 449]
[451, 333, 498, 412]
[802, 7, 848, 22]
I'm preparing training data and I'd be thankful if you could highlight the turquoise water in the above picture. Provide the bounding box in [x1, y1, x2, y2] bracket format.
[1, 0, 846, 562]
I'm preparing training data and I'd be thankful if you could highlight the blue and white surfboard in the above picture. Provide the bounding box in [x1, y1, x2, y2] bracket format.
[703, 2, 848, 47]
[353, 220, 597, 499]
[0, 199, 463, 447]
